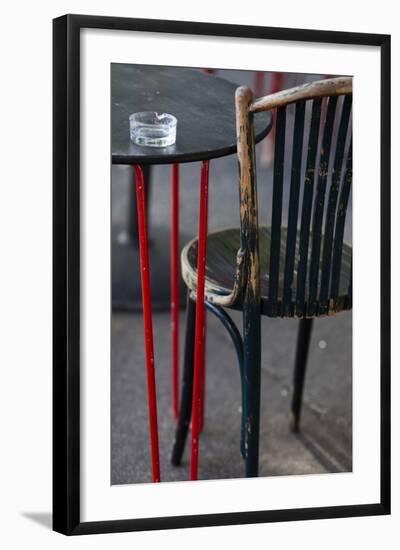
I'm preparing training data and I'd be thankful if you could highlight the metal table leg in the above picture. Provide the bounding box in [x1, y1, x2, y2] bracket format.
[189, 160, 209, 481]
[171, 164, 180, 420]
[199, 319, 207, 433]
[134, 164, 160, 483]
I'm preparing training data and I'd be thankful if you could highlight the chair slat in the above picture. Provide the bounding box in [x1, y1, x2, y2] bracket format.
[307, 96, 338, 315]
[319, 96, 352, 314]
[330, 139, 352, 304]
[295, 98, 322, 317]
[267, 106, 286, 314]
[282, 101, 306, 315]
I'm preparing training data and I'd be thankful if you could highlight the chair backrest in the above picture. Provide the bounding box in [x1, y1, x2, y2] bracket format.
[235, 77, 352, 318]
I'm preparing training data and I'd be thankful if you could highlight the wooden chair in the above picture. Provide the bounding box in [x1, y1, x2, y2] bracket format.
[171, 77, 353, 479]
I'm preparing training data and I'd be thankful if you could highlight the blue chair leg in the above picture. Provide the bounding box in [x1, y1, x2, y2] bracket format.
[204, 303, 246, 458]
[171, 292, 196, 466]
[171, 297, 246, 468]
[291, 318, 313, 432]
[242, 303, 262, 477]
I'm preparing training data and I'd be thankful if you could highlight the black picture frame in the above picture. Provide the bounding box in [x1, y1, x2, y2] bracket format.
[53, 14, 391, 535]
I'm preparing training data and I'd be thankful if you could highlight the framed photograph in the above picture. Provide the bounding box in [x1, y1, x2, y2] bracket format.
[53, 14, 390, 535]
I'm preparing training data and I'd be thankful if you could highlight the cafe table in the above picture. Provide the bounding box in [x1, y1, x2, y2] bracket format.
[111, 63, 272, 481]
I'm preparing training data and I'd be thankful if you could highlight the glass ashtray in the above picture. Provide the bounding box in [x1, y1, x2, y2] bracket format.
[129, 111, 177, 147]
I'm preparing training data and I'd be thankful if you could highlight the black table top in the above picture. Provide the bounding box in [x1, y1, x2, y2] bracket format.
[111, 64, 272, 165]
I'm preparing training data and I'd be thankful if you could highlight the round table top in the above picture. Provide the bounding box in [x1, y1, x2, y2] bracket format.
[111, 64, 272, 165]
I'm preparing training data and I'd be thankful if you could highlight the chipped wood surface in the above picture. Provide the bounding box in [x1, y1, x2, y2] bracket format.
[235, 86, 260, 308]
[251, 77, 352, 113]
[181, 236, 245, 307]
[235, 85, 262, 476]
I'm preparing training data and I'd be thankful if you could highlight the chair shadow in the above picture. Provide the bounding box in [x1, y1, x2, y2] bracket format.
[22, 512, 52, 530]
[293, 430, 350, 473]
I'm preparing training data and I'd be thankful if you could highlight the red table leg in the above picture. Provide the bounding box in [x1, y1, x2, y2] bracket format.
[199, 319, 207, 433]
[134, 164, 160, 483]
[190, 160, 209, 481]
[254, 71, 264, 97]
[171, 164, 180, 420]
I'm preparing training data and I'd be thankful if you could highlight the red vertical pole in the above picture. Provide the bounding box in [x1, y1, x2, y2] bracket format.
[171, 164, 180, 420]
[190, 160, 209, 481]
[199, 320, 207, 432]
[134, 164, 160, 483]
[270, 71, 283, 95]
[254, 71, 264, 97]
